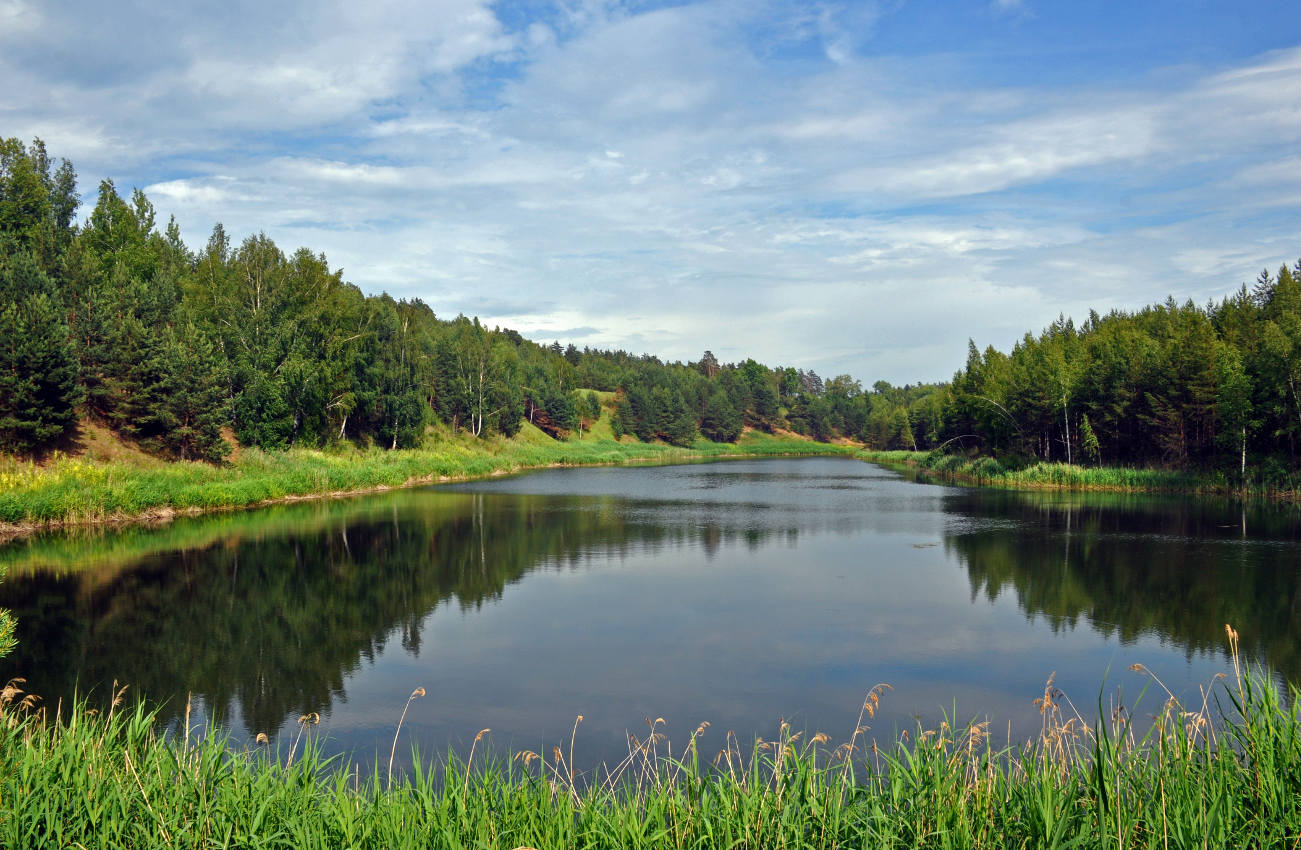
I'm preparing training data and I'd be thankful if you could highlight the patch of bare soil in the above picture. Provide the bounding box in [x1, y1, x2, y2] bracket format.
[57, 419, 166, 468]
[219, 426, 245, 463]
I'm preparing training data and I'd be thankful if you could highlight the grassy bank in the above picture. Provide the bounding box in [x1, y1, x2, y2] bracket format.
[0, 427, 849, 534]
[860, 449, 1301, 500]
[2, 629, 1297, 848]
[0, 490, 443, 578]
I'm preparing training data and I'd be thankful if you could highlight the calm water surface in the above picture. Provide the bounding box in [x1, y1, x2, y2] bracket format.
[2, 457, 1299, 768]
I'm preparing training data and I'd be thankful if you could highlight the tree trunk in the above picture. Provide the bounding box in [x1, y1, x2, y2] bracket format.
[1290, 376, 1301, 455]
[1063, 399, 1071, 465]
[1241, 425, 1247, 493]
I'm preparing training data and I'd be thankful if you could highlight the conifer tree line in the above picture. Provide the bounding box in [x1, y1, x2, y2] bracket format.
[4, 137, 1300, 479]
[0, 138, 870, 460]
[946, 270, 1301, 479]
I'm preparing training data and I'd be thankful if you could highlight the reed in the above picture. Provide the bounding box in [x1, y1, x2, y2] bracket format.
[1, 627, 1297, 848]
[0, 563, 13, 660]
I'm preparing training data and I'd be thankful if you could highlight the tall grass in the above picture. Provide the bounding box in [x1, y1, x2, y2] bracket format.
[0, 563, 13, 661]
[2, 627, 1297, 848]
[860, 449, 1301, 500]
[0, 432, 850, 532]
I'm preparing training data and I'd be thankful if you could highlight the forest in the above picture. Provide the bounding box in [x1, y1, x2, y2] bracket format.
[945, 268, 1301, 483]
[0, 137, 879, 461]
[2, 136, 1300, 482]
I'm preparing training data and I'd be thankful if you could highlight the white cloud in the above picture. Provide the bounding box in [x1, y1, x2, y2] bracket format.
[8, 1, 1300, 384]
[1235, 156, 1301, 186]
[0, 0, 40, 31]
[834, 105, 1161, 199]
[145, 178, 242, 206]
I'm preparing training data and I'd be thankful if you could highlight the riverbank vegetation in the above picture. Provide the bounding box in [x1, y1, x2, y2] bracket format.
[858, 275, 1301, 497]
[858, 450, 1280, 497]
[0, 567, 12, 660]
[944, 273, 1301, 486]
[5, 134, 1301, 507]
[1, 629, 1297, 849]
[0, 137, 866, 467]
[0, 424, 846, 532]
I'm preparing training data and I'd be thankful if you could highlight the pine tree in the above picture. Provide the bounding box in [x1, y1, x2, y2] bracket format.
[156, 324, 231, 462]
[1080, 413, 1101, 465]
[664, 392, 698, 447]
[700, 388, 742, 442]
[0, 254, 83, 453]
[888, 405, 916, 450]
[234, 372, 293, 450]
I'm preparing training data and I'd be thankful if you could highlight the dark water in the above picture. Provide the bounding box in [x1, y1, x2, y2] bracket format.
[2, 457, 1299, 768]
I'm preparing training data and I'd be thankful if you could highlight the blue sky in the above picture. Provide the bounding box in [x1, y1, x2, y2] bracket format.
[3, 0, 1300, 383]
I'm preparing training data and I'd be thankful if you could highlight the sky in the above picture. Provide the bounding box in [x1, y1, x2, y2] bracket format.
[3, 0, 1300, 384]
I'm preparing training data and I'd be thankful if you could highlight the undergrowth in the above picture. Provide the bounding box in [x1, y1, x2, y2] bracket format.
[860, 449, 1301, 500]
[1, 627, 1297, 848]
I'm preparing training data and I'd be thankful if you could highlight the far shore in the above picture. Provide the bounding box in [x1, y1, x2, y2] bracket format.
[861, 449, 1301, 503]
[0, 428, 853, 540]
[10, 434, 1299, 545]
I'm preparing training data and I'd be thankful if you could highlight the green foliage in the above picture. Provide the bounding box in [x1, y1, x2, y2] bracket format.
[0, 431, 849, 528]
[610, 363, 703, 445]
[155, 324, 230, 462]
[29, 136, 1301, 482]
[1079, 413, 1100, 465]
[436, 316, 524, 438]
[945, 269, 1301, 479]
[235, 373, 293, 450]
[1, 139, 875, 461]
[699, 388, 743, 442]
[739, 358, 778, 429]
[354, 296, 432, 449]
[0, 137, 78, 268]
[0, 254, 82, 452]
[863, 380, 947, 450]
[861, 449, 1275, 497]
[0, 613, 11, 661]
[0, 566, 13, 661]
[0, 657, 1297, 849]
[662, 401, 697, 447]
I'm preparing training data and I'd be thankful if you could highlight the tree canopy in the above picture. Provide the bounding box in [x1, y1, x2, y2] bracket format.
[0, 138, 857, 459]
[2, 136, 1300, 485]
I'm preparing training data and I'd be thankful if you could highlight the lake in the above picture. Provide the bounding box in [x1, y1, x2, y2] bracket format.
[2, 456, 1298, 770]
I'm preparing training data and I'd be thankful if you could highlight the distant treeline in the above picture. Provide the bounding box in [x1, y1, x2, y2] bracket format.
[3, 136, 1300, 480]
[841, 273, 1301, 483]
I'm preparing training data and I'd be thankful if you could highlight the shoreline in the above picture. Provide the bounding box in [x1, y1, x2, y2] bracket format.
[6, 441, 1299, 542]
[0, 437, 852, 541]
[15, 437, 1301, 542]
[860, 449, 1301, 503]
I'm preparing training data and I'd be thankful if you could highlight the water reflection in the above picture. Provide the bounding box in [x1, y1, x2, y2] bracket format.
[2, 490, 803, 734]
[0, 458, 1297, 765]
[943, 489, 1301, 682]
